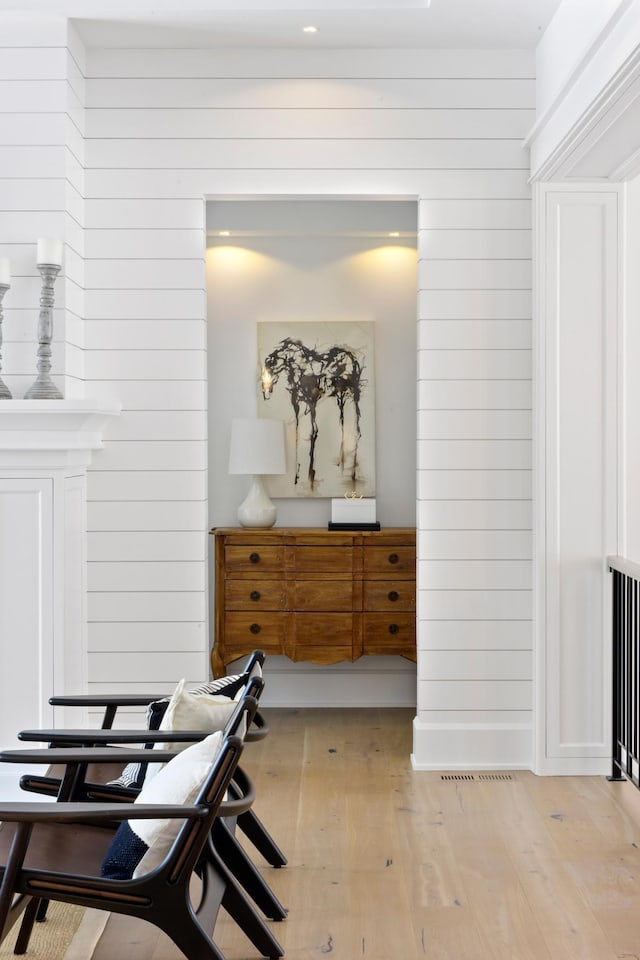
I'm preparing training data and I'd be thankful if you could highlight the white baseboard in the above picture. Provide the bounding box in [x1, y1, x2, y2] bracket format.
[533, 755, 611, 776]
[411, 718, 533, 771]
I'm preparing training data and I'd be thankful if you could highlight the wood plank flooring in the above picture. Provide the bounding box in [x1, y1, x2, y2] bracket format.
[91, 708, 640, 960]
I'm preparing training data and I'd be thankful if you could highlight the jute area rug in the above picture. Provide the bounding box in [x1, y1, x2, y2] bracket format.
[0, 903, 108, 960]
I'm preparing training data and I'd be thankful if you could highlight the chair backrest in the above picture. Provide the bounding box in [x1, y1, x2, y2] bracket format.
[164, 728, 247, 884]
[246, 650, 265, 681]
[224, 688, 261, 741]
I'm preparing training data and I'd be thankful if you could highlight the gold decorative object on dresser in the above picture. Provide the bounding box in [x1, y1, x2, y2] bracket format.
[211, 526, 416, 677]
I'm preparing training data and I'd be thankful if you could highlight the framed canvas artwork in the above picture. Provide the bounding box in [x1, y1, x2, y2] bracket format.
[257, 321, 376, 498]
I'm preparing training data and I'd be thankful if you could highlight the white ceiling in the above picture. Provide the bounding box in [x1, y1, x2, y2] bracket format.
[0, 0, 564, 49]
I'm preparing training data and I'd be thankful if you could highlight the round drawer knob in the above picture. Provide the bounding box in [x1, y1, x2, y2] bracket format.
[250, 590, 261, 601]
[388, 553, 399, 565]
[249, 552, 260, 564]
[388, 590, 399, 602]
[249, 623, 261, 635]
[388, 623, 399, 635]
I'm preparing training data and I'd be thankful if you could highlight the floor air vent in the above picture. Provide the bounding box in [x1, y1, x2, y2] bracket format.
[440, 773, 515, 782]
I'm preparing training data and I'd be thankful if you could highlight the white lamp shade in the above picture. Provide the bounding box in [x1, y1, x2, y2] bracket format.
[228, 418, 286, 476]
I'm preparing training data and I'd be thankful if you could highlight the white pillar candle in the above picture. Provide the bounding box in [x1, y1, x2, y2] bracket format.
[36, 238, 63, 267]
[0, 259, 10, 284]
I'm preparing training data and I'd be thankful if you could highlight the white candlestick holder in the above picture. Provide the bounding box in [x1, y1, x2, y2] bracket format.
[25, 263, 63, 400]
[0, 283, 11, 399]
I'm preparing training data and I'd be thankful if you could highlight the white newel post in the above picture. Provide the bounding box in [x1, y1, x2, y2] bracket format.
[0, 401, 120, 757]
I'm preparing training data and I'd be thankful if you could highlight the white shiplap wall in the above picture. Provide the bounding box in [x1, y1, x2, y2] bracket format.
[81, 45, 533, 760]
[0, 15, 82, 398]
[415, 192, 533, 768]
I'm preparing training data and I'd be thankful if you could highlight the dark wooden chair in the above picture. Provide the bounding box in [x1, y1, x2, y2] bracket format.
[3, 690, 285, 959]
[21, 650, 287, 870]
[0, 728, 282, 960]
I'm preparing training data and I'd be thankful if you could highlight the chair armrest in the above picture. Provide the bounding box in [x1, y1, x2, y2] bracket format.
[245, 708, 269, 742]
[49, 695, 165, 708]
[219, 765, 256, 818]
[18, 729, 205, 746]
[0, 747, 178, 765]
[48, 694, 168, 730]
[0, 801, 208, 824]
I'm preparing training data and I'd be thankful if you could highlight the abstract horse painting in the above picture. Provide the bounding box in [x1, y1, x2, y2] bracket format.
[257, 322, 375, 497]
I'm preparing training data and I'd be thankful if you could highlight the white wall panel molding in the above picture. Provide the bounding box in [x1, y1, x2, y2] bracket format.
[534, 184, 621, 775]
[0, 400, 118, 749]
[0, 478, 53, 751]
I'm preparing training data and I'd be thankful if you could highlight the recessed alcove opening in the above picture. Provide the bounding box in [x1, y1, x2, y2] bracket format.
[205, 196, 418, 706]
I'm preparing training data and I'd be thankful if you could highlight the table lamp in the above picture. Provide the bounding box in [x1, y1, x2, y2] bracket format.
[228, 417, 286, 528]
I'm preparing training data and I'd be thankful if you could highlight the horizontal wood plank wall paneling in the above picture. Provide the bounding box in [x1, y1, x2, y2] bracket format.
[81, 46, 533, 729]
[64, 23, 86, 396]
[414, 75, 533, 764]
[87, 48, 536, 79]
[85, 170, 532, 200]
[0, 17, 76, 399]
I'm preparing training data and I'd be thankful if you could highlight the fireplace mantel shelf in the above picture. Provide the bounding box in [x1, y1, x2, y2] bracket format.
[0, 400, 121, 467]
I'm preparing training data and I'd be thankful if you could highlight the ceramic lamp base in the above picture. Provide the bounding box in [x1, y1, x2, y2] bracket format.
[237, 475, 277, 528]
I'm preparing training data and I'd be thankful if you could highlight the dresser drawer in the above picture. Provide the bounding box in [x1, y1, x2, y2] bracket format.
[291, 613, 354, 662]
[224, 612, 287, 653]
[291, 546, 353, 575]
[363, 580, 416, 612]
[225, 544, 283, 575]
[362, 613, 416, 656]
[225, 580, 286, 610]
[292, 580, 355, 612]
[363, 545, 415, 578]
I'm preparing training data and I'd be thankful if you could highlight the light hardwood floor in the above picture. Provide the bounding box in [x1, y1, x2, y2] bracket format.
[92, 708, 640, 960]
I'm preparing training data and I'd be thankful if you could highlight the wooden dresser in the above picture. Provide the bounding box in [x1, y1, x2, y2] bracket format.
[210, 527, 416, 677]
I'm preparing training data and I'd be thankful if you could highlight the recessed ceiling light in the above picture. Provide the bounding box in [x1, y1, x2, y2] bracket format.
[388, 232, 400, 237]
[302, 25, 318, 34]
[219, 230, 231, 236]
